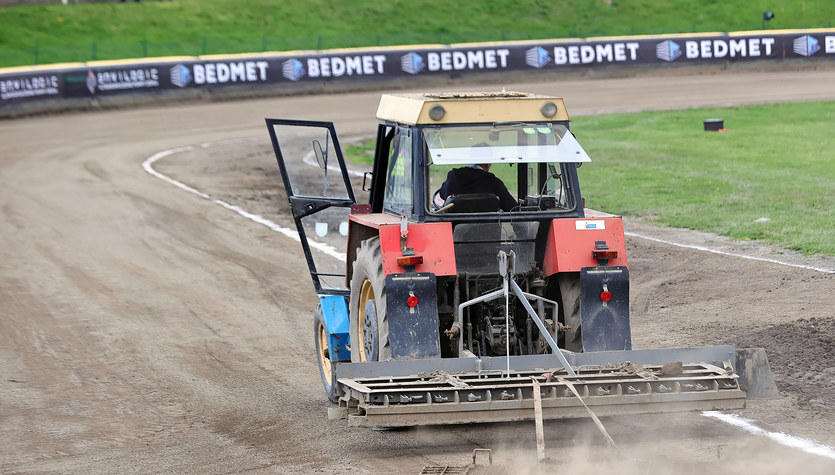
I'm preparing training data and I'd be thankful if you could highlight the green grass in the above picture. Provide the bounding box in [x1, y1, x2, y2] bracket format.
[343, 102, 835, 256]
[344, 139, 376, 166]
[1, 0, 834, 68]
[574, 101, 835, 256]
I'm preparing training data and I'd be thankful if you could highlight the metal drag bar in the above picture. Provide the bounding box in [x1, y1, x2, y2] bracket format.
[336, 345, 738, 379]
[335, 360, 745, 427]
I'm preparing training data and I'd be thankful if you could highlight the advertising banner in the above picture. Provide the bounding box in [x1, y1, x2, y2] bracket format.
[2, 30, 834, 111]
[0, 72, 61, 103]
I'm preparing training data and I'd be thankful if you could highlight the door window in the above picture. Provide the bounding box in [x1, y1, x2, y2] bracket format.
[383, 128, 413, 216]
[266, 119, 356, 295]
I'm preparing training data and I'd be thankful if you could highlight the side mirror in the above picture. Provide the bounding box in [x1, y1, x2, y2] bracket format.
[313, 134, 330, 196]
[312, 139, 328, 169]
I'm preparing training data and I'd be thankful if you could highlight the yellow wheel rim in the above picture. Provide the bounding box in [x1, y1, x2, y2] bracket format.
[357, 279, 375, 363]
[318, 319, 332, 377]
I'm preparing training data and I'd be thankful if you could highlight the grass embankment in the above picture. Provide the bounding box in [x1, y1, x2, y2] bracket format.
[1, 0, 834, 67]
[345, 102, 835, 256]
[575, 102, 835, 256]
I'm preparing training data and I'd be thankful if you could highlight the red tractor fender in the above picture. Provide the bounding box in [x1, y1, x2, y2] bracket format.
[346, 213, 457, 284]
[543, 215, 628, 275]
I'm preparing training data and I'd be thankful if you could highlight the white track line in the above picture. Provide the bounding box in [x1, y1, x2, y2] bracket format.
[141, 139, 346, 261]
[703, 411, 835, 460]
[625, 232, 835, 274]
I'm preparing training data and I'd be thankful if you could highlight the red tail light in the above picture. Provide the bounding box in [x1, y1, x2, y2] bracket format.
[600, 291, 612, 302]
[397, 255, 424, 267]
[407, 296, 419, 307]
[592, 249, 618, 260]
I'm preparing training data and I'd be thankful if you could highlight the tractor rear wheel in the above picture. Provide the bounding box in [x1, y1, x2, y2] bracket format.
[558, 273, 583, 353]
[314, 305, 339, 403]
[349, 237, 390, 362]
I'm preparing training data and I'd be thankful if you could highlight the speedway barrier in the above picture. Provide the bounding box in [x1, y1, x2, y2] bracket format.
[2, 29, 834, 116]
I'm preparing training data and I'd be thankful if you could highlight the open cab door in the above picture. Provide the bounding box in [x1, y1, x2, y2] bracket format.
[266, 119, 357, 296]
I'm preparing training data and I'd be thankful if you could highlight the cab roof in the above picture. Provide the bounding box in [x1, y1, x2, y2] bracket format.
[376, 91, 570, 125]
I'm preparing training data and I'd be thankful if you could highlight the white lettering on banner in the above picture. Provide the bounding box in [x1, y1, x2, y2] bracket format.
[615, 43, 627, 61]
[701, 41, 712, 58]
[467, 51, 484, 68]
[713, 40, 728, 58]
[581, 45, 594, 62]
[193, 61, 268, 85]
[762, 37, 777, 55]
[94, 68, 160, 91]
[307, 55, 386, 78]
[826, 36, 835, 53]
[486, 50, 501, 67]
[426, 49, 510, 71]
[453, 51, 467, 69]
[730, 39, 746, 57]
[595, 44, 612, 61]
[216, 64, 230, 82]
[686, 38, 775, 59]
[552, 42, 638, 65]
[0, 75, 60, 100]
[346, 56, 361, 74]
[685, 41, 698, 58]
[230, 62, 245, 81]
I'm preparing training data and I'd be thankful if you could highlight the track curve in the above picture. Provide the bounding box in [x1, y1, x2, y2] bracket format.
[2, 69, 835, 473]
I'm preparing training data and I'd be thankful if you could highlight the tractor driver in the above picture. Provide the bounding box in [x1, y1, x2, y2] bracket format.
[435, 161, 517, 212]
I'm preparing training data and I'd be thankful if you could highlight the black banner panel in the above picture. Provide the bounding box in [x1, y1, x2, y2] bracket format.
[0, 72, 62, 103]
[2, 30, 834, 112]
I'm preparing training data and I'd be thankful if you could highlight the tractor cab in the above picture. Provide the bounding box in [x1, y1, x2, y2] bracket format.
[369, 92, 589, 222]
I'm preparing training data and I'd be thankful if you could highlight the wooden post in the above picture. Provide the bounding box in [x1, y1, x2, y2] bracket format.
[531, 378, 545, 462]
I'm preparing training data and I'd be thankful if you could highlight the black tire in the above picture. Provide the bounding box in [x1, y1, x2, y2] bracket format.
[348, 237, 390, 362]
[557, 273, 583, 353]
[314, 305, 339, 403]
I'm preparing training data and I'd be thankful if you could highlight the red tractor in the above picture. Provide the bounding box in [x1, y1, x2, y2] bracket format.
[266, 92, 768, 427]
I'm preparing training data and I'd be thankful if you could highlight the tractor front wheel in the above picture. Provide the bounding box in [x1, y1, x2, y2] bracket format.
[348, 237, 390, 362]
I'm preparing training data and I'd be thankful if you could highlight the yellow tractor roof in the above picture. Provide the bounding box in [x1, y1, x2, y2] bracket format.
[376, 91, 570, 125]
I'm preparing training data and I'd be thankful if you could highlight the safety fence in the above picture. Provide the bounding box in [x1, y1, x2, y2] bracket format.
[2, 29, 834, 116]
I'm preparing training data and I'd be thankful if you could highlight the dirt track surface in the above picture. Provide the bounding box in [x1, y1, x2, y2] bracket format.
[2, 69, 835, 473]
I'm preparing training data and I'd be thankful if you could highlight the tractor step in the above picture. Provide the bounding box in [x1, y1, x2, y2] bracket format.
[334, 346, 747, 427]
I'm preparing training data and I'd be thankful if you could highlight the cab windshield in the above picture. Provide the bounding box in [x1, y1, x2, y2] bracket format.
[423, 123, 590, 165]
[424, 123, 587, 214]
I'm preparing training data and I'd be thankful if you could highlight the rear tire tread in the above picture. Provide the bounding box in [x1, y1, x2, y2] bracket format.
[558, 273, 583, 353]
